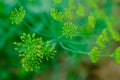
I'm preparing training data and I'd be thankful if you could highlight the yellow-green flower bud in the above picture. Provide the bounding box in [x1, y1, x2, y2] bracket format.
[14, 33, 56, 71]
[96, 29, 109, 49]
[62, 22, 79, 39]
[50, 8, 64, 22]
[76, 3, 85, 17]
[89, 47, 100, 63]
[112, 47, 120, 64]
[10, 7, 26, 24]
[88, 13, 96, 28]
[107, 22, 120, 41]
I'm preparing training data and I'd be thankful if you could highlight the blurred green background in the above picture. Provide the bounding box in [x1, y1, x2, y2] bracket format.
[0, 0, 120, 80]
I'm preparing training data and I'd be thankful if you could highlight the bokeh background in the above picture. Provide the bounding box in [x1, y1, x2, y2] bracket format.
[0, 0, 120, 80]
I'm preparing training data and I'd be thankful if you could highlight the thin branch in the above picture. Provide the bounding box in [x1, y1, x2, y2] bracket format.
[59, 41, 89, 55]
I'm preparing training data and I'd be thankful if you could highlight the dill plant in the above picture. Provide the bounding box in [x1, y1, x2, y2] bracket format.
[14, 33, 56, 71]
[50, 0, 120, 64]
[12, 0, 120, 71]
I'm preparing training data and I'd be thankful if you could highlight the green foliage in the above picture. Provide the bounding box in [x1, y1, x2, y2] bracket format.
[9, 7, 26, 24]
[14, 33, 56, 71]
[89, 47, 101, 63]
[112, 47, 120, 64]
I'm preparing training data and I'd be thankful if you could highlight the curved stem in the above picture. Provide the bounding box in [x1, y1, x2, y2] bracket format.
[49, 35, 63, 43]
[79, 23, 88, 28]
[62, 39, 96, 45]
[23, 20, 52, 37]
[23, 20, 32, 30]
[78, 35, 98, 38]
[59, 41, 89, 55]
[26, 14, 38, 25]
[59, 41, 112, 58]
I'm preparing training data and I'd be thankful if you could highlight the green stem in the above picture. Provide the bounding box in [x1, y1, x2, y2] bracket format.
[79, 23, 88, 28]
[59, 41, 112, 58]
[62, 39, 96, 45]
[49, 35, 63, 43]
[23, 20, 52, 37]
[78, 35, 98, 38]
[23, 20, 32, 30]
[59, 41, 89, 55]
[26, 15, 38, 25]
